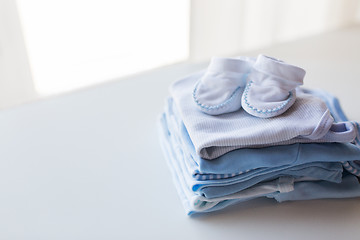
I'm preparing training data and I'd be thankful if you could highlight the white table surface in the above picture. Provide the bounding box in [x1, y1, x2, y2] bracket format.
[1, 25, 360, 239]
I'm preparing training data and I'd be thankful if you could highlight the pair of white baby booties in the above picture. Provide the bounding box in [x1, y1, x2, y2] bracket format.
[193, 54, 306, 118]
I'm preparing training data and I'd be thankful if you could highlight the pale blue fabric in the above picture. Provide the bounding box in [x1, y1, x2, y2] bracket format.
[165, 98, 360, 178]
[159, 86, 360, 215]
[269, 173, 360, 202]
[193, 57, 254, 115]
[159, 112, 360, 215]
[270, 89, 360, 202]
[170, 72, 357, 159]
[160, 112, 344, 198]
[159, 116, 295, 215]
[303, 88, 360, 177]
[241, 54, 305, 118]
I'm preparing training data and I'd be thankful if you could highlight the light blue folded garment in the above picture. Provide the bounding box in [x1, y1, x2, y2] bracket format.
[170, 72, 357, 159]
[269, 89, 360, 202]
[159, 86, 360, 215]
[159, 113, 360, 215]
[159, 114, 359, 215]
[166, 97, 360, 178]
[159, 116, 296, 215]
[303, 88, 360, 177]
[161, 113, 344, 197]
[269, 173, 360, 202]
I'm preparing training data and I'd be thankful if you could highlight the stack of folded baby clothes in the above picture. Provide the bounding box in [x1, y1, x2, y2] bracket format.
[158, 54, 360, 215]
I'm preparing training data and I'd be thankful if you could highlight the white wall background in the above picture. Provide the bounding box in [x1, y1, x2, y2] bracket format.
[1, 0, 360, 109]
[190, 0, 360, 61]
[16, 0, 190, 95]
[0, 0, 36, 109]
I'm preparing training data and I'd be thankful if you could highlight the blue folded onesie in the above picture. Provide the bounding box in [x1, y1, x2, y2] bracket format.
[159, 73, 360, 215]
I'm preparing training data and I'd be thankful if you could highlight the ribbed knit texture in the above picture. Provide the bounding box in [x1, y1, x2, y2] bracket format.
[159, 111, 356, 215]
[170, 72, 356, 159]
[164, 97, 360, 178]
[159, 113, 347, 215]
[159, 85, 360, 215]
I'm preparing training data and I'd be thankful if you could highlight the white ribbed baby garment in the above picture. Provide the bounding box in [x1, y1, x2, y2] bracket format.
[170, 72, 357, 159]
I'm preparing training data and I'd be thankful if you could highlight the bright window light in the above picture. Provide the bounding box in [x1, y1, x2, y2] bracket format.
[16, 0, 190, 95]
